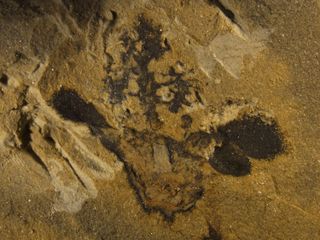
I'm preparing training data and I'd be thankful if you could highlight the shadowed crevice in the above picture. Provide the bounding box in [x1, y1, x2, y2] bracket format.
[203, 225, 222, 240]
[209, 0, 235, 23]
[17, 113, 50, 174]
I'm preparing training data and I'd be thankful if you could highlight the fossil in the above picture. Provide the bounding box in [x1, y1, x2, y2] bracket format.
[3, 1, 284, 219]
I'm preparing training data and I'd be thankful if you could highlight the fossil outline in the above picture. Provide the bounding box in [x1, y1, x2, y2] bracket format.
[3, 2, 284, 219]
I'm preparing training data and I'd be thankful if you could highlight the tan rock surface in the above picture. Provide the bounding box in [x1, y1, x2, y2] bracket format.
[0, 0, 320, 239]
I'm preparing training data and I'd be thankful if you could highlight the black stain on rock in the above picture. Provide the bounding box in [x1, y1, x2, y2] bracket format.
[104, 74, 130, 104]
[219, 115, 284, 159]
[210, 114, 284, 177]
[187, 131, 213, 148]
[167, 67, 192, 113]
[104, 15, 196, 126]
[104, 15, 170, 126]
[209, 143, 251, 177]
[0, 73, 8, 85]
[135, 15, 170, 65]
[51, 88, 107, 128]
[134, 15, 170, 124]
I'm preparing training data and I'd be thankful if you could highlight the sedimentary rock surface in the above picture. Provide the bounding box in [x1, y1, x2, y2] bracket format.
[0, 0, 320, 239]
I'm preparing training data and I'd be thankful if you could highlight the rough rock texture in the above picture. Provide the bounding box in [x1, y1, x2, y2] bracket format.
[0, 0, 320, 239]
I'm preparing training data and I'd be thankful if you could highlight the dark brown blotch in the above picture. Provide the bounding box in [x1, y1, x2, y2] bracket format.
[187, 131, 212, 148]
[219, 115, 284, 159]
[51, 88, 107, 128]
[0, 73, 8, 85]
[209, 143, 251, 177]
